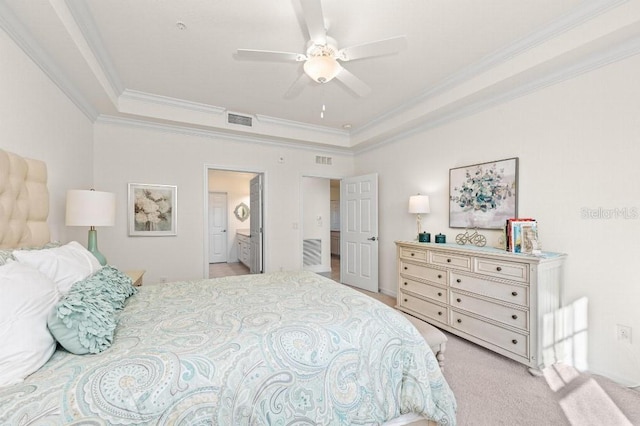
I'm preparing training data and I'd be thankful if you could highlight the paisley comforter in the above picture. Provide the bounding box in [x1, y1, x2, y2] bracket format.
[0, 271, 456, 425]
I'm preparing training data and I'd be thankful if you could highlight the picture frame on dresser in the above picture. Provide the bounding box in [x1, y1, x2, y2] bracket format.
[449, 157, 518, 229]
[128, 183, 177, 236]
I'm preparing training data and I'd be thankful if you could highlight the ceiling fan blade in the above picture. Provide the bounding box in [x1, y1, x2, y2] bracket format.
[300, 0, 327, 45]
[334, 66, 371, 97]
[338, 35, 407, 61]
[236, 49, 305, 62]
[284, 73, 311, 99]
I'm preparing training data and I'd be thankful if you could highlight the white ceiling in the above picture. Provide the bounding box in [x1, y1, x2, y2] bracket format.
[2, 0, 640, 151]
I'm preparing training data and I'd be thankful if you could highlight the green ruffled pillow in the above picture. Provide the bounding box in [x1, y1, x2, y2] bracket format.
[47, 291, 116, 354]
[47, 266, 138, 354]
[81, 265, 138, 310]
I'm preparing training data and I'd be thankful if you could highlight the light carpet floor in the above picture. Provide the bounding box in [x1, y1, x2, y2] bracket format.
[443, 330, 639, 425]
[359, 289, 640, 425]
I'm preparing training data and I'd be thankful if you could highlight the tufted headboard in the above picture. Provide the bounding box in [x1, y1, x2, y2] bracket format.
[0, 149, 50, 248]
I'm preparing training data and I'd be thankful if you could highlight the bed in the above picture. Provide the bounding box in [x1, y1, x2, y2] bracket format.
[0, 149, 456, 425]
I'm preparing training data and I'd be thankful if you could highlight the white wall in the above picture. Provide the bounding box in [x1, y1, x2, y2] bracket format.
[92, 121, 354, 283]
[355, 53, 640, 385]
[0, 29, 93, 244]
[302, 177, 331, 273]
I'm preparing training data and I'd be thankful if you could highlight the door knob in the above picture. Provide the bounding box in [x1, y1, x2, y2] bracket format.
[367, 237, 378, 241]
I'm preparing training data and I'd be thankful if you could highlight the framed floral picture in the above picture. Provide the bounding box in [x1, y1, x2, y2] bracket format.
[449, 158, 518, 229]
[128, 183, 177, 236]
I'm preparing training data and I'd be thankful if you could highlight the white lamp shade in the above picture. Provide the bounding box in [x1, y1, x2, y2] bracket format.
[66, 190, 116, 227]
[408, 195, 430, 214]
[303, 55, 341, 83]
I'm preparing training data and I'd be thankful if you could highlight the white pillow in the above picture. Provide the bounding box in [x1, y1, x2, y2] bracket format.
[13, 241, 102, 294]
[0, 262, 59, 387]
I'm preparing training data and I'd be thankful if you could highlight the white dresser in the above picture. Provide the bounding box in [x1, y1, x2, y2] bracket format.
[396, 241, 566, 371]
[237, 231, 251, 267]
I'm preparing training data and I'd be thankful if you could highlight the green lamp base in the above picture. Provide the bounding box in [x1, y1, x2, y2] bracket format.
[87, 228, 107, 266]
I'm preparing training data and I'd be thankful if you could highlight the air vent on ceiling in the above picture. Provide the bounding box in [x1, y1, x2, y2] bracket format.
[228, 113, 253, 127]
[315, 155, 332, 165]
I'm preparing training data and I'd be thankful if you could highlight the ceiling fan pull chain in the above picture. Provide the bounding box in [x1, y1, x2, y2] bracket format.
[320, 85, 326, 119]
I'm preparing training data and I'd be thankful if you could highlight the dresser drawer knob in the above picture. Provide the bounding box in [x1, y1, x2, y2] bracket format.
[456, 278, 462, 283]
[404, 282, 408, 286]
[404, 266, 408, 270]
[512, 314, 518, 320]
[511, 291, 518, 296]
[447, 259, 452, 263]
[404, 298, 408, 302]
[512, 339, 518, 345]
[437, 274, 442, 279]
[437, 292, 442, 297]
[496, 266, 502, 271]
[438, 311, 443, 316]
[411, 253, 415, 256]
[456, 298, 462, 303]
[457, 318, 462, 323]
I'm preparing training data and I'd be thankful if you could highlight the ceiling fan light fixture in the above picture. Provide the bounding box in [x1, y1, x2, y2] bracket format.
[303, 55, 340, 83]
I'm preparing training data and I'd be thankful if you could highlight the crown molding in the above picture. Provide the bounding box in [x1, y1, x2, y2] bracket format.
[352, 0, 630, 139]
[120, 89, 227, 115]
[117, 91, 350, 146]
[0, 0, 98, 120]
[62, 0, 348, 143]
[255, 114, 349, 138]
[64, 0, 123, 95]
[96, 114, 354, 155]
[2, 0, 634, 151]
[47, 0, 120, 105]
[354, 27, 640, 155]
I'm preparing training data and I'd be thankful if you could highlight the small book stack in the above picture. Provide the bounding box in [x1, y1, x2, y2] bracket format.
[505, 218, 540, 253]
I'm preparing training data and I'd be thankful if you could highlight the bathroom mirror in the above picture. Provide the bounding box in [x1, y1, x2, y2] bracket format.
[234, 202, 249, 221]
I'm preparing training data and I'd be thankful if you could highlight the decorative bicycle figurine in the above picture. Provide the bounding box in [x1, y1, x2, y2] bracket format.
[455, 228, 487, 247]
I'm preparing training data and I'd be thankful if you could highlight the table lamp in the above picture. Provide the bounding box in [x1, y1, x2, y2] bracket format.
[408, 194, 430, 239]
[66, 189, 116, 266]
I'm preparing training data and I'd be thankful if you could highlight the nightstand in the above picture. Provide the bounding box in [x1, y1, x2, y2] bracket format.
[125, 270, 145, 286]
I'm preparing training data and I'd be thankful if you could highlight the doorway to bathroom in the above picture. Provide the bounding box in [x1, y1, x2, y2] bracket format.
[206, 168, 264, 278]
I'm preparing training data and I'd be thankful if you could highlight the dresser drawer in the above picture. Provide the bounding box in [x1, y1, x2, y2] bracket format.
[399, 292, 448, 324]
[451, 273, 528, 307]
[451, 290, 528, 330]
[400, 278, 447, 303]
[400, 262, 447, 285]
[475, 258, 529, 283]
[451, 310, 529, 359]
[429, 251, 472, 271]
[400, 247, 427, 262]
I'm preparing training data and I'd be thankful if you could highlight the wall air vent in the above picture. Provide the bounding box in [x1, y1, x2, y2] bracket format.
[228, 113, 253, 127]
[315, 155, 333, 165]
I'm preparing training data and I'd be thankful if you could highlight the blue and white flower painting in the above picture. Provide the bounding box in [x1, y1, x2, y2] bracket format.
[449, 158, 518, 229]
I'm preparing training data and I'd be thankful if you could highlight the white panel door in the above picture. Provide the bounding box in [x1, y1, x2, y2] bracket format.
[340, 173, 378, 292]
[249, 174, 263, 274]
[209, 192, 227, 263]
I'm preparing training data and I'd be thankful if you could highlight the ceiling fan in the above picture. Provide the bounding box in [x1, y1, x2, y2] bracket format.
[236, 0, 407, 98]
